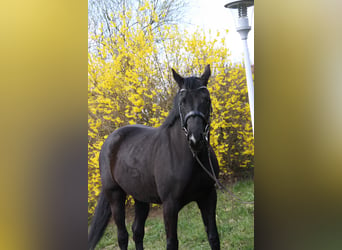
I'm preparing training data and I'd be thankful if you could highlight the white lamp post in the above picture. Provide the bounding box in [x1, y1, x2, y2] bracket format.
[224, 0, 254, 135]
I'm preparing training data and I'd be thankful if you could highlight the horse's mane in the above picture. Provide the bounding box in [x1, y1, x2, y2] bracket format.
[160, 77, 202, 129]
[160, 92, 180, 128]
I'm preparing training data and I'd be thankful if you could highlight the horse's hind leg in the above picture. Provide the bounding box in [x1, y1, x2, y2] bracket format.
[106, 187, 129, 250]
[197, 187, 220, 250]
[132, 200, 150, 250]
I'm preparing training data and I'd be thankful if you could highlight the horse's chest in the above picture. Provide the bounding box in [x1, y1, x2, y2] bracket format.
[187, 166, 214, 190]
[154, 157, 214, 202]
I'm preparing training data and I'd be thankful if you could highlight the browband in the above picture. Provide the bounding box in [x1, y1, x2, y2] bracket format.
[179, 86, 207, 93]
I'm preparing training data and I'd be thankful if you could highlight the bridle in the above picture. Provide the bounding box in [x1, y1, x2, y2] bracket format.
[178, 85, 254, 204]
[178, 86, 211, 143]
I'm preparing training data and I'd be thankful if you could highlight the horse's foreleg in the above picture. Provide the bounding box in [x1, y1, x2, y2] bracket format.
[107, 188, 129, 250]
[197, 188, 220, 250]
[132, 200, 150, 250]
[163, 200, 180, 250]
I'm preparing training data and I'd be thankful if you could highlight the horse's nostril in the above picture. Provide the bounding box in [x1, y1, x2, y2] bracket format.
[189, 134, 197, 146]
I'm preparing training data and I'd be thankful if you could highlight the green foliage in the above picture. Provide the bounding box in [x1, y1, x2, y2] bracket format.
[88, 1, 254, 217]
[210, 65, 254, 177]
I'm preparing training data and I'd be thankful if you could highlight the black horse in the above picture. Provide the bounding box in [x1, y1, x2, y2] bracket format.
[88, 65, 220, 250]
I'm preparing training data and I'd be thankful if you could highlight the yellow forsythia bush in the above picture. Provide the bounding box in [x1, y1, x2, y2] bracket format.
[88, 2, 254, 218]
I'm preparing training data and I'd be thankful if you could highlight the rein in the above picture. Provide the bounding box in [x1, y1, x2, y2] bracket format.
[179, 86, 254, 205]
[193, 147, 254, 205]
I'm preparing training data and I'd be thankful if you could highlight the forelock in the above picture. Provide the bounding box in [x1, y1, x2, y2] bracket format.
[183, 77, 202, 90]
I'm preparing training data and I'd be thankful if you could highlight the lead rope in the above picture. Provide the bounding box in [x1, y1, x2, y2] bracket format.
[189, 143, 254, 205]
[178, 89, 253, 204]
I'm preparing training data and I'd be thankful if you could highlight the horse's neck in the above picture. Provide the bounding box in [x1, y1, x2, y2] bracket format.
[166, 119, 188, 148]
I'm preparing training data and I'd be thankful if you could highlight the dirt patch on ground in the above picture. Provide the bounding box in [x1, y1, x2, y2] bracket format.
[125, 205, 163, 222]
[107, 204, 164, 225]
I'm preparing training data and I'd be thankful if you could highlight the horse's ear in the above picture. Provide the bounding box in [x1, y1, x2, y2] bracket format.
[201, 64, 211, 85]
[172, 68, 184, 88]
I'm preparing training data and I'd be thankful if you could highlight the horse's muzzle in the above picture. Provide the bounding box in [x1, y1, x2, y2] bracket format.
[187, 132, 206, 152]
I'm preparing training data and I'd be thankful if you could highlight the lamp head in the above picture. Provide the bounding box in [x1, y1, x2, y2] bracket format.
[224, 0, 254, 17]
[224, 0, 254, 40]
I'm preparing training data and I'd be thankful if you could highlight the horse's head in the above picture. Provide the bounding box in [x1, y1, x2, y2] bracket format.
[172, 65, 212, 152]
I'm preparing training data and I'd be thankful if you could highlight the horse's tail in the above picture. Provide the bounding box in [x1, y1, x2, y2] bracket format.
[88, 190, 112, 250]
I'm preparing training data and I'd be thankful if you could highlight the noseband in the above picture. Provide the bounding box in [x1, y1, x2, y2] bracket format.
[178, 86, 211, 143]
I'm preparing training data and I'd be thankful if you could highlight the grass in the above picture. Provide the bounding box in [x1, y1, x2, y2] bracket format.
[95, 179, 254, 250]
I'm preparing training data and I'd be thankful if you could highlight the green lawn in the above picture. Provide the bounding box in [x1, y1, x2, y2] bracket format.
[95, 180, 254, 250]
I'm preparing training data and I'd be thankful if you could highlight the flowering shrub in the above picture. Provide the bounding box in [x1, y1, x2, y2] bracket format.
[88, 2, 254, 218]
